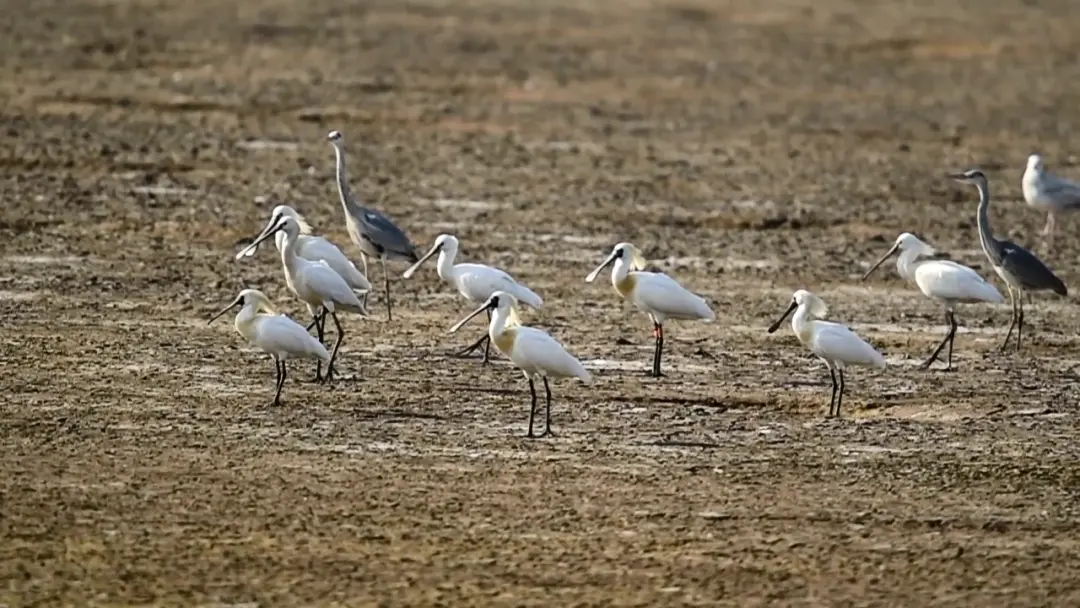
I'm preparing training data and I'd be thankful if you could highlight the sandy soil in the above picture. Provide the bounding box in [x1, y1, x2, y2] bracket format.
[4, 0, 1080, 605]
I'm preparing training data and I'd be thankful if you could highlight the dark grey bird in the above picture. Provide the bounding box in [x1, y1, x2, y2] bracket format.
[328, 130, 419, 321]
[948, 169, 1068, 351]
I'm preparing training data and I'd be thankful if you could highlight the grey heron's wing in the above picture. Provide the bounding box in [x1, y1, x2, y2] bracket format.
[999, 241, 1068, 295]
[356, 206, 419, 263]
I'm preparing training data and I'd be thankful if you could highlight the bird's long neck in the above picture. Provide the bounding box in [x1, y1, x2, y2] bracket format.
[436, 246, 456, 282]
[234, 303, 259, 340]
[333, 145, 362, 217]
[611, 258, 633, 294]
[791, 304, 813, 344]
[896, 249, 924, 282]
[279, 232, 301, 286]
[974, 179, 998, 258]
[489, 305, 510, 341]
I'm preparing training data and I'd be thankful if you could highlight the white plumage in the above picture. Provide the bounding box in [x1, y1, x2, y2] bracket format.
[863, 232, 1003, 370]
[768, 290, 885, 417]
[247, 215, 368, 383]
[449, 291, 591, 438]
[585, 242, 714, 377]
[236, 204, 372, 295]
[209, 289, 330, 406]
[404, 233, 542, 363]
[1022, 153, 1080, 237]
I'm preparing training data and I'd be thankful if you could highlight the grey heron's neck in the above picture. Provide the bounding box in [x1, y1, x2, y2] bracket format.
[974, 179, 999, 257]
[333, 145, 360, 215]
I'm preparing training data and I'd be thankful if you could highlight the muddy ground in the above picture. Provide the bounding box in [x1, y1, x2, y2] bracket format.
[3, 0, 1080, 605]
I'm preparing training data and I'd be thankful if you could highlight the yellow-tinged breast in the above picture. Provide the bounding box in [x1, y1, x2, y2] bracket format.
[614, 273, 637, 299]
[493, 327, 517, 354]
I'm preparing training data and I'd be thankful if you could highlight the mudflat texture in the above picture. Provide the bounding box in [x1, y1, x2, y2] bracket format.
[3, 0, 1080, 605]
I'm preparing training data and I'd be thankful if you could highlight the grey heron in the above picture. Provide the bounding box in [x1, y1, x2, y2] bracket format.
[328, 130, 419, 321]
[1022, 154, 1080, 239]
[949, 169, 1068, 351]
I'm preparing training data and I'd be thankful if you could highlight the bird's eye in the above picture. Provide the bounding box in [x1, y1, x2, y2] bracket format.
[490, 296, 499, 307]
[614, 249, 624, 258]
[238, 296, 245, 305]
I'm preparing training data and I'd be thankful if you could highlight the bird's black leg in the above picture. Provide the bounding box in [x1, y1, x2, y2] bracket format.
[1016, 293, 1025, 352]
[828, 367, 838, 417]
[945, 311, 958, 370]
[325, 311, 346, 384]
[540, 376, 555, 438]
[454, 310, 492, 364]
[272, 357, 284, 407]
[649, 322, 665, 377]
[381, 257, 393, 321]
[836, 369, 845, 418]
[1001, 288, 1018, 352]
[308, 309, 328, 382]
[921, 310, 954, 370]
[527, 378, 538, 439]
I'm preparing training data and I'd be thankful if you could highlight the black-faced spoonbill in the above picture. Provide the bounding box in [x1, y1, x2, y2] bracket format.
[209, 289, 330, 407]
[403, 233, 543, 364]
[450, 291, 592, 438]
[1022, 154, 1080, 239]
[237, 204, 373, 343]
[949, 169, 1068, 351]
[328, 130, 419, 321]
[767, 290, 886, 418]
[862, 232, 1004, 370]
[585, 242, 715, 377]
[248, 215, 369, 383]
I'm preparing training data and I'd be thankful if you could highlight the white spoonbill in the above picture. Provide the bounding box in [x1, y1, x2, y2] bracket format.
[450, 291, 592, 438]
[209, 289, 330, 406]
[585, 242, 715, 377]
[862, 232, 1004, 370]
[237, 204, 373, 294]
[767, 290, 886, 418]
[246, 215, 369, 383]
[403, 233, 543, 364]
[1022, 154, 1080, 239]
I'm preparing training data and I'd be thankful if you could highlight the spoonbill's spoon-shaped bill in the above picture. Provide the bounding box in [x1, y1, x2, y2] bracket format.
[236, 204, 373, 295]
[209, 289, 330, 407]
[585, 242, 715, 377]
[862, 232, 1004, 370]
[328, 129, 419, 321]
[948, 169, 1067, 352]
[767, 290, 885, 418]
[1022, 154, 1080, 238]
[450, 291, 591, 438]
[404, 233, 543, 364]
[249, 215, 369, 383]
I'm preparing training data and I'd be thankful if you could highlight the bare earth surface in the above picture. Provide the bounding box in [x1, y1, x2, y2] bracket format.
[4, 0, 1080, 605]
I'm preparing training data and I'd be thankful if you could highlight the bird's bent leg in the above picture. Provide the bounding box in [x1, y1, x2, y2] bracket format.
[527, 378, 538, 439]
[381, 257, 393, 321]
[836, 369, 846, 418]
[828, 367, 838, 417]
[325, 311, 346, 384]
[1016, 294, 1025, 352]
[921, 310, 954, 370]
[454, 311, 492, 363]
[272, 357, 284, 407]
[1000, 287, 1018, 352]
[540, 376, 555, 438]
